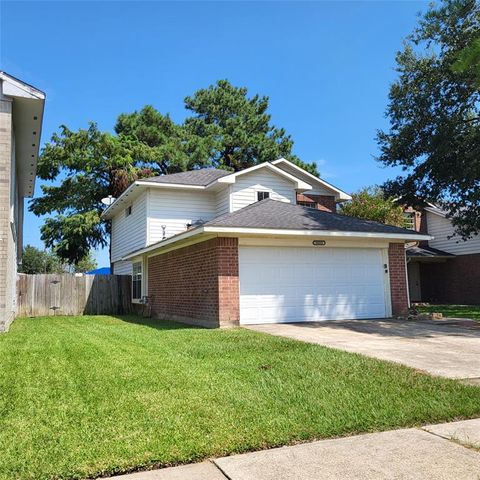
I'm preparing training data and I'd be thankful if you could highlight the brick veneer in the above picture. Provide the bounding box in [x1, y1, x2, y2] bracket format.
[388, 243, 409, 316]
[296, 193, 336, 212]
[419, 253, 480, 305]
[148, 237, 239, 328]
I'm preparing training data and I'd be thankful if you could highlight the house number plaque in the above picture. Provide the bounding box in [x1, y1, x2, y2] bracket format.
[312, 240, 326, 246]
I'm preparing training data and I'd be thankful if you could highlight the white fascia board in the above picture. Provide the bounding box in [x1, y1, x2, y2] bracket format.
[272, 158, 352, 201]
[203, 226, 432, 241]
[122, 225, 432, 259]
[0, 72, 45, 100]
[216, 162, 312, 191]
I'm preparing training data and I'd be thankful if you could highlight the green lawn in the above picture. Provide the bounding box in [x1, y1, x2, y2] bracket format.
[1, 316, 479, 480]
[417, 304, 480, 322]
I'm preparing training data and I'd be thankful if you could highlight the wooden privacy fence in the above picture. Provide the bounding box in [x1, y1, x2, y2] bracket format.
[17, 274, 132, 317]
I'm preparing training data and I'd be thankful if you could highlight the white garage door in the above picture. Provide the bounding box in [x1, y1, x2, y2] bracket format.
[239, 246, 389, 324]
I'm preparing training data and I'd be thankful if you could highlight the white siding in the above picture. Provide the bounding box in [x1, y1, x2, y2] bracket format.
[215, 186, 230, 216]
[427, 211, 480, 255]
[230, 170, 296, 212]
[111, 192, 147, 262]
[113, 260, 132, 275]
[148, 189, 217, 244]
[274, 163, 336, 196]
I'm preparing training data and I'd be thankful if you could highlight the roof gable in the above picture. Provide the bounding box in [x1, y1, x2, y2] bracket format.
[272, 158, 351, 201]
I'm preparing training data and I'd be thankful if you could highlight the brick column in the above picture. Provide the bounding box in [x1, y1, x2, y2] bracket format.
[217, 237, 239, 327]
[0, 98, 13, 331]
[388, 243, 409, 316]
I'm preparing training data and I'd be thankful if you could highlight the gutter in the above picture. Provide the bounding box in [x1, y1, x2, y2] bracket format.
[121, 226, 432, 260]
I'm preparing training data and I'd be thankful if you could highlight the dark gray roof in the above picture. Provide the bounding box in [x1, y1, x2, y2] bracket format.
[406, 245, 454, 258]
[145, 169, 231, 186]
[205, 199, 421, 235]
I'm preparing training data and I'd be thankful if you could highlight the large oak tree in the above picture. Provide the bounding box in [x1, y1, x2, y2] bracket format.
[378, 0, 480, 239]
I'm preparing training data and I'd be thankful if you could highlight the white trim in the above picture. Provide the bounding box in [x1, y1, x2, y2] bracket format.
[122, 225, 431, 260]
[202, 226, 432, 241]
[0, 71, 45, 100]
[272, 158, 351, 201]
[217, 162, 312, 190]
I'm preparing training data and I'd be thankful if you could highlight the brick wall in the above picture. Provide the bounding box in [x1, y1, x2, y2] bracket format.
[296, 193, 336, 212]
[419, 253, 480, 305]
[388, 243, 409, 316]
[0, 98, 14, 332]
[148, 237, 239, 328]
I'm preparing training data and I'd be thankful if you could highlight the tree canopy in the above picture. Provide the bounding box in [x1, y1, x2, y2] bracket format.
[339, 187, 406, 228]
[32, 80, 318, 264]
[377, 0, 480, 239]
[19, 245, 65, 274]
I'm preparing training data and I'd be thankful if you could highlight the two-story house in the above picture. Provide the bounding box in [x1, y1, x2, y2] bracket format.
[102, 159, 429, 328]
[405, 205, 480, 305]
[0, 72, 45, 331]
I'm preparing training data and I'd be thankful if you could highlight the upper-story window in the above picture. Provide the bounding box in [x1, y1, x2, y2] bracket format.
[125, 205, 132, 217]
[298, 201, 316, 209]
[257, 191, 270, 201]
[132, 262, 142, 300]
[404, 212, 416, 230]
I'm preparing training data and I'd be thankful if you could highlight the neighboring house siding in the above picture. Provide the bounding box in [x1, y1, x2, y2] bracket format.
[419, 254, 480, 305]
[148, 237, 239, 328]
[296, 193, 336, 212]
[0, 97, 16, 331]
[230, 170, 296, 212]
[113, 261, 132, 276]
[427, 211, 480, 255]
[147, 189, 217, 244]
[215, 186, 230, 216]
[111, 192, 147, 262]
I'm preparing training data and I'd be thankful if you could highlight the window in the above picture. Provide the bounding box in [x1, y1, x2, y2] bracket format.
[125, 205, 132, 217]
[404, 212, 416, 230]
[132, 262, 142, 300]
[257, 191, 270, 201]
[298, 201, 316, 209]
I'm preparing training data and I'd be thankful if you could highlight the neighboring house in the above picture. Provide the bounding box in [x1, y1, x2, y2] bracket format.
[102, 159, 429, 327]
[405, 205, 480, 305]
[0, 72, 45, 331]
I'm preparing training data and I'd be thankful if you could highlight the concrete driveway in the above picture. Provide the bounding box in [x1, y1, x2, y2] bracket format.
[246, 319, 480, 380]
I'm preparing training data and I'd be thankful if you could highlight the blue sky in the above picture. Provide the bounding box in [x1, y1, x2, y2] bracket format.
[2, 1, 426, 267]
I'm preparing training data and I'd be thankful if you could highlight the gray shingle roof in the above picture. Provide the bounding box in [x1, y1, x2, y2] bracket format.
[145, 169, 231, 186]
[205, 199, 420, 235]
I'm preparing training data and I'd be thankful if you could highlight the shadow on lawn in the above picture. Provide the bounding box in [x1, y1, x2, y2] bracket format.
[110, 315, 206, 331]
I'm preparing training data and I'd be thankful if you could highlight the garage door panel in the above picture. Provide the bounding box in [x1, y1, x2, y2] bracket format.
[239, 246, 388, 324]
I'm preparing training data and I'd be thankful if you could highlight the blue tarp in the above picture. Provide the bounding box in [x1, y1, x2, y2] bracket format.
[86, 267, 111, 275]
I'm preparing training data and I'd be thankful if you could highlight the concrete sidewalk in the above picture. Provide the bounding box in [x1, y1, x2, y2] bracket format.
[109, 419, 480, 480]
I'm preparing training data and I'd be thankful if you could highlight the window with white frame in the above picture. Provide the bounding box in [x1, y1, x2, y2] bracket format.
[298, 201, 316, 209]
[132, 262, 142, 300]
[257, 191, 270, 201]
[403, 212, 416, 230]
